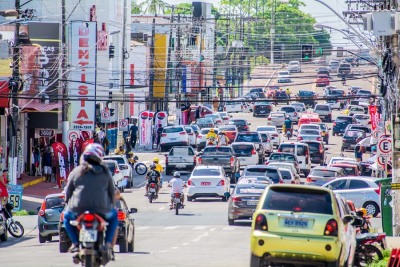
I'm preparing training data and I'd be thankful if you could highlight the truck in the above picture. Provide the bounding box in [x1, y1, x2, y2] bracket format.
[196, 146, 240, 183]
[164, 146, 197, 175]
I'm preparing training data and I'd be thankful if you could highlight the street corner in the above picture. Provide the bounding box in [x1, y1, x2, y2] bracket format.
[19, 176, 46, 189]
[21, 178, 63, 199]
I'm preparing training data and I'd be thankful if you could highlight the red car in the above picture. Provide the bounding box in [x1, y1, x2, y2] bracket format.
[330, 163, 360, 176]
[217, 125, 238, 144]
[189, 105, 213, 122]
[315, 74, 330, 87]
[265, 86, 279, 99]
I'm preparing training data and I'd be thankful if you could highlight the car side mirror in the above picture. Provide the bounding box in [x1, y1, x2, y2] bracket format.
[130, 208, 138, 214]
[343, 214, 354, 225]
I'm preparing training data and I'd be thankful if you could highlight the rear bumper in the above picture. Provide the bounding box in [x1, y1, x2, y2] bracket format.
[161, 142, 188, 149]
[167, 163, 195, 171]
[229, 207, 256, 220]
[38, 218, 60, 236]
[187, 186, 227, 197]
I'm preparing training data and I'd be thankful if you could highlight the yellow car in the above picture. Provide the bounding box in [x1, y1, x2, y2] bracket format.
[250, 184, 356, 267]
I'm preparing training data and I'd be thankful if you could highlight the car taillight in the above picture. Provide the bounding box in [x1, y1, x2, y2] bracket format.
[165, 157, 168, 164]
[244, 125, 249, 130]
[279, 179, 284, 184]
[254, 214, 268, 231]
[324, 219, 338, 236]
[268, 118, 271, 120]
[180, 132, 186, 135]
[187, 179, 195, 186]
[117, 211, 126, 221]
[317, 137, 322, 141]
[294, 112, 297, 116]
[198, 157, 202, 164]
[161, 134, 167, 137]
[193, 156, 196, 164]
[272, 134, 278, 137]
[306, 177, 312, 183]
[189, 133, 194, 136]
[60, 212, 65, 221]
[83, 213, 95, 222]
[320, 146, 324, 154]
[297, 137, 303, 141]
[232, 197, 242, 203]
[277, 149, 281, 152]
[230, 157, 235, 166]
[38, 201, 46, 216]
[333, 122, 336, 126]
[217, 180, 225, 186]
[375, 186, 380, 195]
[251, 149, 257, 155]
[115, 169, 120, 174]
[197, 135, 202, 139]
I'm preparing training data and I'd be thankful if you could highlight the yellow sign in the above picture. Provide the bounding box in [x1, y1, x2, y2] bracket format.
[391, 183, 400, 190]
[153, 33, 167, 98]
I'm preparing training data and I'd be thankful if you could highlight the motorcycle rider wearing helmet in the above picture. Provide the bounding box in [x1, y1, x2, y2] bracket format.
[168, 171, 187, 209]
[153, 157, 164, 189]
[63, 143, 118, 253]
[145, 163, 160, 196]
[283, 115, 293, 136]
[205, 128, 218, 145]
[218, 131, 230, 146]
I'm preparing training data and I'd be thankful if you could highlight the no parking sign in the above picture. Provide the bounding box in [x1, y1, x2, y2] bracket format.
[119, 119, 129, 131]
[378, 137, 392, 158]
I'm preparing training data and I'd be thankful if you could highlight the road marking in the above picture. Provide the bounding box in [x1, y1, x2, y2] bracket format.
[136, 226, 150, 231]
[193, 226, 207, 230]
[312, 82, 317, 93]
[222, 226, 236, 231]
[191, 232, 209, 242]
[158, 207, 165, 211]
[164, 226, 178, 230]
[182, 243, 189, 246]
[171, 247, 179, 250]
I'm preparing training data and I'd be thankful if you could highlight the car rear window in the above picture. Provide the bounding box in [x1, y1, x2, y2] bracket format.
[330, 90, 344, 95]
[315, 105, 330, 111]
[232, 144, 254, 154]
[197, 118, 212, 124]
[263, 187, 333, 214]
[219, 126, 236, 131]
[192, 168, 221, 176]
[236, 133, 260, 142]
[336, 116, 353, 122]
[344, 130, 364, 138]
[354, 114, 369, 119]
[45, 197, 65, 209]
[301, 125, 319, 130]
[170, 147, 194, 156]
[311, 169, 338, 177]
[299, 91, 314, 96]
[300, 130, 320, 135]
[280, 169, 292, 180]
[271, 113, 285, 118]
[269, 153, 296, 161]
[229, 120, 246, 125]
[235, 185, 266, 195]
[313, 124, 326, 131]
[281, 107, 295, 112]
[244, 168, 271, 176]
[104, 157, 124, 165]
[203, 147, 232, 154]
[164, 127, 184, 133]
[200, 129, 218, 135]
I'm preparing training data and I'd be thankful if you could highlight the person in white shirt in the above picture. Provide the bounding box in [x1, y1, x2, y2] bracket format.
[168, 172, 186, 209]
[97, 127, 105, 143]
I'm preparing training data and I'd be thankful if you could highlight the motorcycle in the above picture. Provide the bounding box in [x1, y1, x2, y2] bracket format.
[70, 211, 113, 267]
[286, 130, 292, 140]
[128, 154, 147, 175]
[0, 212, 7, 242]
[172, 193, 184, 215]
[354, 233, 386, 266]
[2, 203, 24, 238]
[147, 182, 158, 203]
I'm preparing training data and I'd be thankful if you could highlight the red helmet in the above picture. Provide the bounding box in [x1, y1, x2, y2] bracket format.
[82, 143, 104, 164]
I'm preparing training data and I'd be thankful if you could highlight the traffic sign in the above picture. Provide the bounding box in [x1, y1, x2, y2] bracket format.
[119, 119, 129, 131]
[378, 137, 392, 157]
[377, 156, 386, 167]
[67, 130, 80, 148]
[101, 110, 111, 123]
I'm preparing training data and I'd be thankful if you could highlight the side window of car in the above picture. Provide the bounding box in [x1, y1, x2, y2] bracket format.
[188, 148, 194, 156]
[349, 180, 368, 189]
[297, 146, 306, 156]
[329, 180, 347, 190]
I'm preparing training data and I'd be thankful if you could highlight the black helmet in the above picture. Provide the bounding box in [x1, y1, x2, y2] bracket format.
[150, 163, 156, 170]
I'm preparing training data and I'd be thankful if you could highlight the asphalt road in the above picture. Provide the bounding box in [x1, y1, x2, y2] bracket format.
[0, 63, 382, 267]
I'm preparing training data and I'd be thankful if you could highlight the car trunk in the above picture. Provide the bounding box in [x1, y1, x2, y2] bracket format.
[192, 177, 224, 188]
[45, 197, 65, 222]
[234, 194, 262, 208]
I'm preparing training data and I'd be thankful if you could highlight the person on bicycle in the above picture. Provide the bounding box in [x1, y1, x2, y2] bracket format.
[153, 157, 164, 189]
[145, 163, 160, 196]
[284, 116, 293, 136]
[168, 171, 187, 209]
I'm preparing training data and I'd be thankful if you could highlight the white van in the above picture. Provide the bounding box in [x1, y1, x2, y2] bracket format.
[277, 142, 311, 178]
[224, 101, 242, 113]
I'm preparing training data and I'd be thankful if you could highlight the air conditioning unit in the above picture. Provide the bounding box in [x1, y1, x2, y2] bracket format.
[392, 12, 400, 32]
[371, 10, 395, 36]
[363, 13, 373, 31]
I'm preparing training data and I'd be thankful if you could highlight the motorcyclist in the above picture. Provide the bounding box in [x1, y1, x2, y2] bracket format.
[356, 208, 371, 233]
[63, 143, 118, 253]
[114, 145, 125, 155]
[168, 171, 187, 209]
[205, 128, 218, 145]
[127, 151, 136, 166]
[284, 116, 293, 136]
[145, 163, 160, 196]
[285, 88, 291, 98]
[153, 157, 164, 189]
[218, 131, 230, 146]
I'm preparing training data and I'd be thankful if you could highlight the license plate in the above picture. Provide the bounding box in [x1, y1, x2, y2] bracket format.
[240, 158, 247, 161]
[350, 144, 355, 148]
[174, 198, 181, 203]
[170, 138, 177, 141]
[149, 187, 156, 192]
[201, 182, 211, 186]
[79, 229, 97, 242]
[320, 115, 325, 118]
[247, 200, 258, 206]
[259, 111, 265, 113]
[283, 218, 309, 228]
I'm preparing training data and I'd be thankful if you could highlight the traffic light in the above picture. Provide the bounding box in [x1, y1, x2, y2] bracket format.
[200, 54, 204, 62]
[109, 44, 115, 59]
[315, 47, 323, 56]
[301, 45, 313, 61]
[110, 108, 115, 117]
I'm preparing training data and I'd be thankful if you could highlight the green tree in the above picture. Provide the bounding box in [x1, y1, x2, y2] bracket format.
[131, 1, 141, 14]
[140, 0, 167, 14]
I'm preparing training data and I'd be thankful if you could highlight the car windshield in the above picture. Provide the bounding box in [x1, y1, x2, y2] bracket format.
[300, 130, 320, 135]
[269, 153, 296, 161]
[104, 157, 124, 165]
[281, 107, 295, 112]
[344, 130, 364, 138]
[263, 187, 333, 214]
[164, 127, 184, 133]
[218, 126, 236, 131]
[203, 147, 232, 155]
[229, 120, 246, 125]
[45, 197, 65, 209]
[232, 144, 253, 155]
[311, 169, 338, 177]
[192, 168, 221, 176]
[235, 185, 267, 195]
[200, 129, 218, 135]
[315, 105, 330, 111]
[236, 134, 260, 142]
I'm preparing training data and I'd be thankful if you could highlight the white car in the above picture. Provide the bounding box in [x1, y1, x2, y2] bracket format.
[231, 142, 259, 168]
[187, 165, 230, 202]
[184, 126, 197, 147]
[160, 125, 190, 152]
[218, 112, 230, 125]
[322, 177, 381, 217]
[103, 155, 133, 188]
[256, 126, 281, 147]
[353, 114, 370, 126]
[287, 61, 301, 73]
[327, 157, 357, 167]
[103, 160, 125, 189]
[277, 71, 291, 83]
[298, 124, 322, 135]
[328, 60, 340, 72]
[267, 111, 286, 128]
[259, 132, 273, 155]
[280, 105, 299, 123]
[204, 113, 224, 127]
[224, 101, 242, 113]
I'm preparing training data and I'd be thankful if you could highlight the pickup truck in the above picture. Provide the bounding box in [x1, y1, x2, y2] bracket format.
[197, 146, 240, 182]
[165, 146, 197, 175]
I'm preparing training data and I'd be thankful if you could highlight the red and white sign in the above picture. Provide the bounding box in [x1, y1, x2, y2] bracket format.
[369, 105, 380, 131]
[119, 119, 129, 131]
[378, 136, 392, 158]
[139, 111, 154, 149]
[101, 110, 110, 123]
[69, 21, 97, 131]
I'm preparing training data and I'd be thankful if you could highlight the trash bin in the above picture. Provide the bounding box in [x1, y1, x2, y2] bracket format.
[376, 178, 393, 236]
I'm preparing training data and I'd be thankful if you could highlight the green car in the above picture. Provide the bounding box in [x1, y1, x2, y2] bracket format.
[37, 193, 65, 243]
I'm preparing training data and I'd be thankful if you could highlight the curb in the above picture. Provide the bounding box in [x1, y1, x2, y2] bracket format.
[21, 177, 46, 188]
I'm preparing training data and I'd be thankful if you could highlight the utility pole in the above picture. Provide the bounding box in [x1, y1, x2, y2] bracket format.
[165, 5, 174, 112]
[148, 18, 156, 111]
[212, 13, 218, 105]
[117, 0, 127, 147]
[270, 0, 275, 64]
[176, 13, 181, 110]
[61, 0, 68, 146]
[9, 0, 21, 184]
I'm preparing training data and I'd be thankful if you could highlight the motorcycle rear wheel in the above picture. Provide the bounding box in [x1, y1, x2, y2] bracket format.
[149, 193, 153, 203]
[8, 221, 24, 238]
[84, 254, 94, 267]
[175, 203, 180, 215]
[354, 245, 383, 266]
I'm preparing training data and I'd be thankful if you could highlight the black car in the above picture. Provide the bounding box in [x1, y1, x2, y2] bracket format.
[253, 102, 273, 117]
[317, 67, 330, 78]
[274, 91, 289, 105]
[228, 119, 250, 132]
[332, 116, 355, 136]
[341, 130, 366, 151]
[250, 88, 264, 94]
[297, 90, 316, 108]
[234, 132, 265, 163]
[345, 124, 371, 135]
[300, 140, 327, 165]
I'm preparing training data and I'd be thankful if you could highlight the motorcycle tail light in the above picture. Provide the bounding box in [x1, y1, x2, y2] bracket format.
[254, 214, 268, 231]
[150, 183, 156, 188]
[251, 149, 257, 155]
[174, 193, 181, 197]
[117, 211, 126, 221]
[217, 180, 225, 186]
[324, 219, 338, 236]
[83, 213, 95, 222]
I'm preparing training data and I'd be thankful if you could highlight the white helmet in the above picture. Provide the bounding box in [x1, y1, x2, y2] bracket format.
[82, 143, 104, 164]
[173, 171, 181, 178]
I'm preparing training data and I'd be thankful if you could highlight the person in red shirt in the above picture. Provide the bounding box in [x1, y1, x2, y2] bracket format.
[0, 169, 9, 209]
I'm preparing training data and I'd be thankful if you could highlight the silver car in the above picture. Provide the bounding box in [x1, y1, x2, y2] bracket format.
[256, 126, 281, 147]
[322, 177, 381, 217]
[297, 129, 323, 142]
[290, 102, 306, 113]
[287, 61, 301, 73]
[280, 105, 299, 123]
[267, 111, 286, 128]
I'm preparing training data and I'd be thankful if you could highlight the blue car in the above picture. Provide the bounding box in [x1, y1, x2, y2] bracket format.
[332, 116, 356, 136]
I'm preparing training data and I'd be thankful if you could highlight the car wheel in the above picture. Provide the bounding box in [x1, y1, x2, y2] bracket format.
[128, 240, 134, 252]
[46, 235, 52, 242]
[221, 196, 227, 202]
[250, 254, 261, 267]
[363, 201, 380, 217]
[228, 218, 234, 225]
[326, 261, 339, 267]
[187, 196, 194, 202]
[59, 241, 70, 253]
[0, 230, 8, 242]
[38, 234, 46, 243]
[119, 237, 128, 253]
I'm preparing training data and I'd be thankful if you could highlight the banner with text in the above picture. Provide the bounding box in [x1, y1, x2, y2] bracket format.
[52, 142, 70, 188]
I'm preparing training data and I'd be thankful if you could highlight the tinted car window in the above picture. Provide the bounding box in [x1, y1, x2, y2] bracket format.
[300, 130, 320, 135]
[229, 120, 246, 125]
[203, 147, 232, 154]
[297, 145, 306, 156]
[310, 169, 338, 177]
[244, 168, 270, 176]
[278, 144, 295, 153]
[315, 105, 330, 111]
[330, 90, 345, 96]
[105, 162, 116, 174]
[305, 142, 320, 151]
[263, 187, 333, 215]
[336, 116, 353, 123]
[200, 129, 218, 135]
[219, 126, 236, 131]
[197, 118, 212, 124]
[232, 144, 253, 154]
[269, 153, 296, 161]
[192, 168, 221, 176]
[105, 157, 124, 165]
[280, 169, 292, 180]
[341, 167, 356, 176]
[236, 133, 261, 142]
[349, 180, 369, 189]
[327, 180, 347, 190]
[281, 107, 295, 113]
[260, 133, 268, 142]
[46, 197, 64, 209]
[265, 169, 279, 181]
[235, 184, 267, 194]
[164, 127, 184, 133]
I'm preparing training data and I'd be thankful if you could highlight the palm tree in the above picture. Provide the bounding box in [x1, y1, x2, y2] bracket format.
[140, 0, 167, 14]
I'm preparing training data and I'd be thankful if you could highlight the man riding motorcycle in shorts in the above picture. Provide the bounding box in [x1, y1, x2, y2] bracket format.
[168, 171, 187, 209]
[145, 163, 160, 196]
[63, 143, 118, 254]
